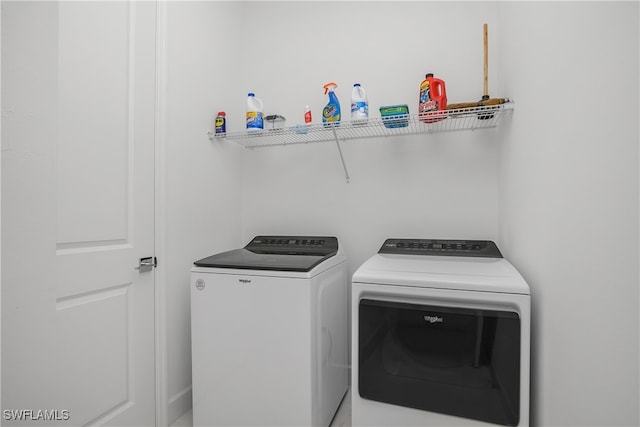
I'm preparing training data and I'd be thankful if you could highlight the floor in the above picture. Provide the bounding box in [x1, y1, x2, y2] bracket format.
[170, 388, 352, 427]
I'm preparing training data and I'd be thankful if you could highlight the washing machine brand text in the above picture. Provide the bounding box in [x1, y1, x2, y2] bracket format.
[238, 279, 251, 284]
[424, 315, 443, 324]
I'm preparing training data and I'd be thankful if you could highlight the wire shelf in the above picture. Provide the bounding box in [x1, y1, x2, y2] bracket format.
[208, 104, 512, 148]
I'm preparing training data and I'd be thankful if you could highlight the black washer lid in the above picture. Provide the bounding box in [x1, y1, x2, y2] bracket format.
[193, 236, 338, 272]
[379, 238, 502, 258]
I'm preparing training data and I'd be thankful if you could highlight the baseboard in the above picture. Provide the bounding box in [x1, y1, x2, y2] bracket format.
[168, 385, 192, 425]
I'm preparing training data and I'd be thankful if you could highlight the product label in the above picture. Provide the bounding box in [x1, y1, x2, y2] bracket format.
[246, 111, 263, 129]
[322, 105, 340, 122]
[351, 101, 368, 118]
[419, 80, 433, 114]
[419, 81, 430, 104]
[421, 100, 438, 113]
[215, 116, 226, 134]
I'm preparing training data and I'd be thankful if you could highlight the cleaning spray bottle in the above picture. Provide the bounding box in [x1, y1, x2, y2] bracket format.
[322, 82, 341, 126]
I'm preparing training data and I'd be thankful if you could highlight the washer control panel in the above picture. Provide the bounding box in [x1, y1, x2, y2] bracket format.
[251, 238, 327, 247]
[247, 236, 338, 255]
[379, 239, 502, 258]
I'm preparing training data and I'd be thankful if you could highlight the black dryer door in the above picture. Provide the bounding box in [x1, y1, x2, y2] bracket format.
[359, 299, 521, 426]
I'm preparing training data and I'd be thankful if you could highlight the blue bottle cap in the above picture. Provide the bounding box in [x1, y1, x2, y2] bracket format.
[248, 92, 255, 97]
[354, 83, 360, 87]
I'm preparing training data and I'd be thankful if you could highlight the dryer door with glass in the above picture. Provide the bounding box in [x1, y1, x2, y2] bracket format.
[359, 299, 521, 426]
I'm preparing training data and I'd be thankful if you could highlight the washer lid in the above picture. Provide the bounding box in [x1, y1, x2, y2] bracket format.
[193, 236, 338, 272]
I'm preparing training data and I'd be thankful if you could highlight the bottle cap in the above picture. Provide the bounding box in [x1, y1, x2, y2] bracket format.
[426, 73, 434, 78]
[323, 82, 338, 94]
[248, 92, 255, 97]
[217, 111, 226, 117]
[354, 83, 361, 87]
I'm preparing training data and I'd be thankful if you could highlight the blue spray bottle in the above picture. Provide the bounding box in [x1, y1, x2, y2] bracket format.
[322, 82, 341, 126]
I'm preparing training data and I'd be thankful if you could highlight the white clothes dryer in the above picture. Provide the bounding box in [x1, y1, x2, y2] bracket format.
[191, 236, 348, 427]
[352, 239, 530, 427]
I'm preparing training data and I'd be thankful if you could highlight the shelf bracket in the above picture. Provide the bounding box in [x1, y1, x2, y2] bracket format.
[331, 127, 350, 183]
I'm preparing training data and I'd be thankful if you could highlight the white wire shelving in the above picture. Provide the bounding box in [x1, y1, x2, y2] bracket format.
[208, 103, 513, 182]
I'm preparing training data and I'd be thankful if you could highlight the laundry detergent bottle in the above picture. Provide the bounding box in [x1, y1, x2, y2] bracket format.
[418, 73, 447, 123]
[322, 82, 341, 126]
[246, 93, 264, 131]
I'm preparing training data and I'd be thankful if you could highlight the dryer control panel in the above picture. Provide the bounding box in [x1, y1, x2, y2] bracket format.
[379, 239, 502, 258]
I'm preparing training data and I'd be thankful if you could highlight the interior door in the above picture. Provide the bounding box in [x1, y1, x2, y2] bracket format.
[53, 1, 157, 425]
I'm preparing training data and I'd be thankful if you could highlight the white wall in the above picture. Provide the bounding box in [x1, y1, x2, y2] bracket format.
[498, 2, 639, 426]
[162, 2, 244, 422]
[237, 1, 502, 273]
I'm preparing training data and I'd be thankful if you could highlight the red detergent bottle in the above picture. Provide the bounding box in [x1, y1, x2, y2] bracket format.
[418, 73, 447, 123]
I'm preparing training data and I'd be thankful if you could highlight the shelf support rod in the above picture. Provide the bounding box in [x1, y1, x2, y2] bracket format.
[331, 127, 350, 183]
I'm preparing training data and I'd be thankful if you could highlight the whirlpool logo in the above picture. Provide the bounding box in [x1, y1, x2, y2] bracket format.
[424, 315, 443, 324]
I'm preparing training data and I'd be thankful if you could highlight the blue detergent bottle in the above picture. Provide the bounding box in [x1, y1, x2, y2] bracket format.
[322, 82, 341, 126]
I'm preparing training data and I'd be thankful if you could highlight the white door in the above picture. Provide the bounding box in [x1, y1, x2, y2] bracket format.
[2, 1, 156, 424]
[53, 1, 157, 425]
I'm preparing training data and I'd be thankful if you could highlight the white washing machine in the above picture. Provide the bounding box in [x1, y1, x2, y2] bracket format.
[191, 236, 348, 427]
[352, 239, 530, 427]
